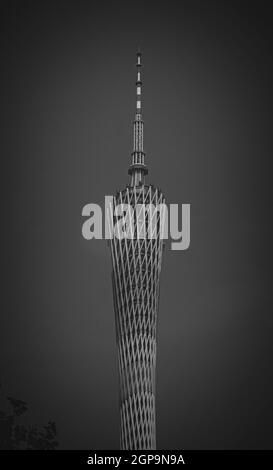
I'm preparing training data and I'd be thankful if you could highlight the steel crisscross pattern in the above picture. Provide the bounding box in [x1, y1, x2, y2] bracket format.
[109, 185, 165, 450]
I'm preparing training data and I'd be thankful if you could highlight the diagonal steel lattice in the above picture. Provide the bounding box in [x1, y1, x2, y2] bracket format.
[109, 185, 166, 450]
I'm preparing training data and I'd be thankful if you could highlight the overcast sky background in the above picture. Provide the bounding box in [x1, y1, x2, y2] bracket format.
[1, 1, 273, 449]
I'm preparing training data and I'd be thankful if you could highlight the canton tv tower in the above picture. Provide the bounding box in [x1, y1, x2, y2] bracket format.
[109, 52, 165, 450]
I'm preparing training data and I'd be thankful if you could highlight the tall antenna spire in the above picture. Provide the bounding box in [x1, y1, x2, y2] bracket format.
[128, 51, 148, 186]
[136, 50, 142, 114]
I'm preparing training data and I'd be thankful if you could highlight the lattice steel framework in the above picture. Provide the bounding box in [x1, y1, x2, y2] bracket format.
[109, 52, 165, 450]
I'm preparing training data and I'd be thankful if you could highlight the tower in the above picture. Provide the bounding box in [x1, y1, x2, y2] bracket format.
[109, 52, 165, 450]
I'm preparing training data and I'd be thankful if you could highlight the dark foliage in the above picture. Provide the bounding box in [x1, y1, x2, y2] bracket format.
[0, 382, 58, 450]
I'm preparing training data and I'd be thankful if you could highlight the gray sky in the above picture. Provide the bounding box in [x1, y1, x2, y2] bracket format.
[1, 1, 273, 449]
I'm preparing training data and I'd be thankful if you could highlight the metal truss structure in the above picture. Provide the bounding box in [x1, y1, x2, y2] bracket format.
[109, 186, 165, 449]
